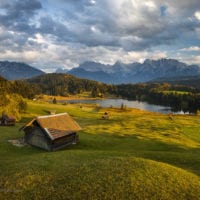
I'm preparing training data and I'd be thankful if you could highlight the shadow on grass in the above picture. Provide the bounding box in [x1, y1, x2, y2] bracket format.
[5, 123, 200, 176]
[72, 132, 200, 175]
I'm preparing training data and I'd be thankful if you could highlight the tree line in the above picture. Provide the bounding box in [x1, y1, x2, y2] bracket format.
[113, 83, 200, 113]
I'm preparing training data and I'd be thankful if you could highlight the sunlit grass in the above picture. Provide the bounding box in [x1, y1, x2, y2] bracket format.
[1, 157, 200, 200]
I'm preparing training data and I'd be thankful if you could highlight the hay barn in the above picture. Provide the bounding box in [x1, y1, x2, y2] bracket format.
[20, 113, 82, 151]
[0, 114, 15, 126]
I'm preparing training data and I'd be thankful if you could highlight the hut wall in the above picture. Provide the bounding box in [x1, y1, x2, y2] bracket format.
[52, 133, 77, 150]
[25, 127, 51, 151]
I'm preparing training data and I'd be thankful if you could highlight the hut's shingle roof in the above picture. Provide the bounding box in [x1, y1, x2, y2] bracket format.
[22, 113, 82, 140]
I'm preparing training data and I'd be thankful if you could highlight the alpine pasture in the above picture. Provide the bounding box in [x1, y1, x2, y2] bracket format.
[1, 100, 200, 199]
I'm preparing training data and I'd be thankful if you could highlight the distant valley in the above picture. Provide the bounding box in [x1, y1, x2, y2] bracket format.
[0, 59, 200, 115]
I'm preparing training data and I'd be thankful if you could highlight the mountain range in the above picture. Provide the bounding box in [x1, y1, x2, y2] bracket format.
[0, 59, 200, 84]
[0, 61, 44, 80]
[57, 59, 200, 84]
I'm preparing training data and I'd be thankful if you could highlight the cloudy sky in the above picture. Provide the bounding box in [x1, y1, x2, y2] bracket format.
[0, 0, 200, 72]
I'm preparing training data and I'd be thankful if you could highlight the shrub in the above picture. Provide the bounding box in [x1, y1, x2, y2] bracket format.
[0, 94, 27, 121]
[53, 98, 57, 104]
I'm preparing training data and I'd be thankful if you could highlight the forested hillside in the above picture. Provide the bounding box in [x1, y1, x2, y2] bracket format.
[0, 76, 39, 99]
[26, 73, 115, 97]
[152, 76, 200, 89]
[0, 76, 30, 120]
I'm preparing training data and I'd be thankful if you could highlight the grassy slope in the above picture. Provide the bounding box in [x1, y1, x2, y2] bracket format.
[1, 101, 200, 199]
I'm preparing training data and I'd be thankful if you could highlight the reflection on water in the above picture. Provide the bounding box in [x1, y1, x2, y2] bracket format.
[63, 99, 186, 114]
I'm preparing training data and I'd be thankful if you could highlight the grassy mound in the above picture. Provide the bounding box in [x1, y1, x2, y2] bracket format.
[1, 157, 200, 200]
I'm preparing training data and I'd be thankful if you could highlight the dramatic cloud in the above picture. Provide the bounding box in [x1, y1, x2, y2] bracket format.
[0, 0, 41, 30]
[181, 46, 200, 51]
[0, 0, 200, 71]
[194, 11, 200, 20]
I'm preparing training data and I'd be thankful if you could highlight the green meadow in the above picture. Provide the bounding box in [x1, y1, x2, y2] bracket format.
[1, 101, 200, 199]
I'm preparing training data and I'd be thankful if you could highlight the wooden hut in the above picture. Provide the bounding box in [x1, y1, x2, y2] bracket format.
[0, 114, 16, 126]
[102, 112, 109, 119]
[20, 113, 82, 151]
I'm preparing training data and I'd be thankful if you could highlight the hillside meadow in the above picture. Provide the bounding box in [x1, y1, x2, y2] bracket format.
[1, 100, 200, 199]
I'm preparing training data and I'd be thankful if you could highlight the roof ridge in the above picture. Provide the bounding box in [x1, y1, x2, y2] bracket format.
[37, 113, 68, 119]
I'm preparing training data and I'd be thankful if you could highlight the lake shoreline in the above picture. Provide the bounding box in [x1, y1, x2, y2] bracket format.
[40, 95, 195, 115]
[57, 98, 191, 114]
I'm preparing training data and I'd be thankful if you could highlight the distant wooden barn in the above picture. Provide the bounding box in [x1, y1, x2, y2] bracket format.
[0, 114, 16, 126]
[20, 113, 82, 151]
